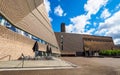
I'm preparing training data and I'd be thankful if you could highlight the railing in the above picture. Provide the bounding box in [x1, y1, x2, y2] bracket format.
[0, 55, 11, 61]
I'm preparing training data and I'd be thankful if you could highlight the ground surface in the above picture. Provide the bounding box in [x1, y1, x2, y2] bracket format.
[0, 57, 74, 68]
[0, 57, 120, 75]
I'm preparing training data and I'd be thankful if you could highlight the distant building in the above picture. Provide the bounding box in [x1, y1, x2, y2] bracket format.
[82, 34, 114, 56]
[55, 32, 84, 56]
[55, 23, 114, 56]
[0, 0, 60, 61]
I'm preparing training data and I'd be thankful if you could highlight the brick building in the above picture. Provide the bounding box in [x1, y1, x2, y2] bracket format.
[0, 0, 60, 61]
[55, 23, 114, 56]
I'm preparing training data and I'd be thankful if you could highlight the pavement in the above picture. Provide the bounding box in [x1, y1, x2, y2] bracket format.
[0, 57, 120, 75]
[0, 57, 77, 71]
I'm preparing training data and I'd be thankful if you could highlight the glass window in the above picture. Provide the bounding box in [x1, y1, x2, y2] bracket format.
[32, 36, 38, 41]
[39, 39, 41, 43]
[10, 25, 16, 32]
[15, 28, 21, 34]
[28, 34, 32, 39]
[0, 16, 2, 24]
[21, 31, 24, 36]
[5, 21, 12, 28]
[0, 15, 58, 48]
[1, 19, 5, 26]
[24, 32, 28, 37]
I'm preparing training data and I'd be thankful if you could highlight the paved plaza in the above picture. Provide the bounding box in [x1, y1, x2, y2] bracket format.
[0, 57, 76, 70]
[0, 57, 120, 75]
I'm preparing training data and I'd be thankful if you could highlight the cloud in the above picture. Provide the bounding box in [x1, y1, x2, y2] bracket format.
[49, 17, 53, 22]
[66, 0, 108, 34]
[114, 39, 120, 45]
[66, 24, 75, 33]
[85, 28, 96, 35]
[93, 22, 97, 27]
[95, 29, 108, 35]
[54, 5, 67, 16]
[66, 15, 89, 33]
[116, 3, 120, 9]
[84, 0, 108, 18]
[44, 0, 51, 14]
[44, 0, 53, 22]
[63, 13, 67, 16]
[97, 10, 120, 44]
[101, 9, 111, 19]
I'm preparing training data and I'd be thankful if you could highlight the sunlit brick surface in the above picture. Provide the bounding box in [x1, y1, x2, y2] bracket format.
[0, 25, 47, 61]
[0, 0, 60, 54]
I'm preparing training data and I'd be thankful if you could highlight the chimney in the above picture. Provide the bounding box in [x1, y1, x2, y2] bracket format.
[61, 23, 66, 32]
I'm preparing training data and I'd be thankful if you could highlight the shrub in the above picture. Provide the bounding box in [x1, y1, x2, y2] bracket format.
[99, 50, 120, 56]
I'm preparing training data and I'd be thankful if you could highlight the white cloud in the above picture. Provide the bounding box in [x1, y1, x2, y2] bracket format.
[84, 0, 108, 18]
[94, 22, 97, 27]
[44, 0, 51, 14]
[95, 29, 107, 35]
[49, 17, 53, 22]
[116, 3, 120, 9]
[54, 5, 66, 16]
[101, 9, 111, 19]
[114, 39, 120, 45]
[85, 28, 96, 35]
[66, 0, 108, 34]
[66, 24, 75, 33]
[44, 0, 53, 22]
[97, 10, 120, 44]
[64, 13, 67, 16]
[66, 15, 90, 34]
[86, 25, 90, 29]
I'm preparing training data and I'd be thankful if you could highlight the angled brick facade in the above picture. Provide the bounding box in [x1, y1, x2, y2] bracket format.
[0, 0, 60, 61]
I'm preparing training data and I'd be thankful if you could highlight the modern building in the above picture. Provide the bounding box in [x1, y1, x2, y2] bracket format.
[55, 23, 114, 56]
[0, 0, 60, 61]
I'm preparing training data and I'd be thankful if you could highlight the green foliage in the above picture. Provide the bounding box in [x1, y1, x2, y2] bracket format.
[99, 50, 120, 56]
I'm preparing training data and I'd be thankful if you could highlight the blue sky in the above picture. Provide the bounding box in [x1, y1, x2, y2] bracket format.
[44, 0, 120, 44]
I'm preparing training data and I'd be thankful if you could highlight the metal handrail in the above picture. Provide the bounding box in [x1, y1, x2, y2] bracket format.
[0, 55, 11, 61]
